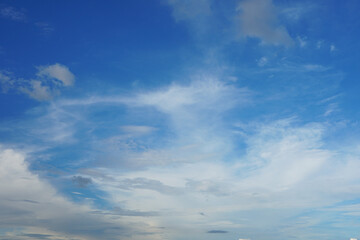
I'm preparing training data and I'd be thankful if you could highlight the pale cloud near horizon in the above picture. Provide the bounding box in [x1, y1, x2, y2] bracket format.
[237, 0, 293, 46]
[0, 147, 162, 240]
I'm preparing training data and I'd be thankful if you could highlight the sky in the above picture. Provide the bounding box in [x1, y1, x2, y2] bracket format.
[1, 0, 360, 239]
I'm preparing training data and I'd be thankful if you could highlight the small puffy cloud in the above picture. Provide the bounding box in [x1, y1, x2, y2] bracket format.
[237, 0, 293, 46]
[0, 6, 26, 21]
[37, 63, 75, 86]
[20, 80, 55, 101]
[0, 63, 75, 101]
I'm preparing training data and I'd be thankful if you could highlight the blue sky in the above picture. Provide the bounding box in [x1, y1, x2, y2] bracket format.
[1, 0, 360, 239]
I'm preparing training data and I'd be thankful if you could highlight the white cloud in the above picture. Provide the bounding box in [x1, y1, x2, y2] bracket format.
[237, 0, 293, 46]
[37, 63, 75, 87]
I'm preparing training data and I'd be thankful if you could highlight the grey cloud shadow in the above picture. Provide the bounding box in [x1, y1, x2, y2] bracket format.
[207, 230, 228, 234]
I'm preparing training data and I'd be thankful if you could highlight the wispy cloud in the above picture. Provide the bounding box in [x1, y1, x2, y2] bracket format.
[35, 22, 55, 34]
[166, 0, 212, 23]
[0, 71, 14, 93]
[0, 6, 26, 21]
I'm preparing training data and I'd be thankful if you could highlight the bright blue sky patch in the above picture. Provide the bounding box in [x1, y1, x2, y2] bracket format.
[1, 0, 360, 239]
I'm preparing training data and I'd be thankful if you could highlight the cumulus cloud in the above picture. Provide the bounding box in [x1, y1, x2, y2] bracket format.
[237, 0, 293, 46]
